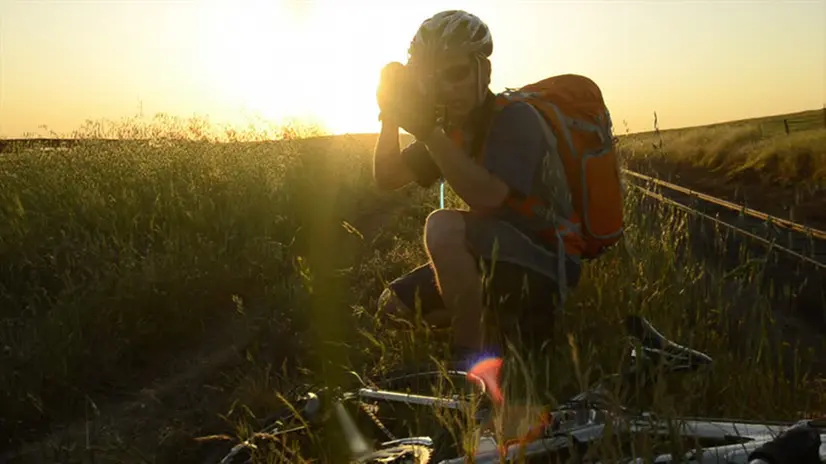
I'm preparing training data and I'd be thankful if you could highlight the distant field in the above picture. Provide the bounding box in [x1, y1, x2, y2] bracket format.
[2, 114, 826, 462]
[629, 108, 826, 137]
[620, 108, 826, 183]
[619, 108, 826, 230]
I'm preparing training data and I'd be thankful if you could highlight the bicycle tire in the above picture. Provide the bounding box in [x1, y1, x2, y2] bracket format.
[211, 367, 486, 464]
[210, 390, 329, 464]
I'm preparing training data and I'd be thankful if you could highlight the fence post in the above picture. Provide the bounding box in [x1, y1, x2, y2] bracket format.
[783, 119, 790, 135]
[822, 106, 826, 129]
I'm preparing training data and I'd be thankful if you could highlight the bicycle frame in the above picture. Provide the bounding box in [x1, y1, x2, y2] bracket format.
[220, 385, 824, 464]
[218, 316, 825, 463]
[352, 381, 825, 463]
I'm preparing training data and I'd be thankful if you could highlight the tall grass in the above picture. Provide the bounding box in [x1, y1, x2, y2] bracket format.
[621, 115, 826, 185]
[209, 173, 826, 463]
[2, 114, 824, 462]
[0, 115, 401, 451]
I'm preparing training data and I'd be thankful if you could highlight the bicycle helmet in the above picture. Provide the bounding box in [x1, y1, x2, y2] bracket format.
[407, 10, 493, 66]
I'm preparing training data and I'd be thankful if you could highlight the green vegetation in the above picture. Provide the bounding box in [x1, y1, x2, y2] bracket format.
[1, 114, 824, 462]
[620, 108, 826, 185]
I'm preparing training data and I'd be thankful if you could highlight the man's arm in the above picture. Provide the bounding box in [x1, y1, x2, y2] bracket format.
[373, 120, 416, 190]
[420, 102, 545, 211]
[419, 129, 507, 210]
[373, 120, 444, 191]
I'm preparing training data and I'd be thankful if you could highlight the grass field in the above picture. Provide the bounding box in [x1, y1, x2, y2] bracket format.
[620, 108, 826, 229]
[621, 108, 826, 181]
[2, 114, 825, 462]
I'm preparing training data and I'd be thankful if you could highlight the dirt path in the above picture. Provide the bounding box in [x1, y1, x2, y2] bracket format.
[2, 194, 412, 464]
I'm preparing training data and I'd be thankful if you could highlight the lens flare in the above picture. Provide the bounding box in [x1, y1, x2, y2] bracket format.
[467, 356, 504, 405]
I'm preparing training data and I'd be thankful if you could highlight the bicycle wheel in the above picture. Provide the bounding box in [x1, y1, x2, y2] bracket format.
[209, 389, 332, 464]
[363, 366, 492, 462]
[209, 368, 486, 464]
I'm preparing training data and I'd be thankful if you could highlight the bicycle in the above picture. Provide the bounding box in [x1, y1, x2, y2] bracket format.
[212, 315, 825, 463]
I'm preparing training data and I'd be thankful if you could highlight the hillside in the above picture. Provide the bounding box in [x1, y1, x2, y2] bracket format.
[619, 108, 826, 230]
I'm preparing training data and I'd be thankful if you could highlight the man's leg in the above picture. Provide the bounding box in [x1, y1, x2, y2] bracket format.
[482, 260, 563, 355]
[425, 209, 580, 352]
[423, 209, 488, 352]
[378, 263, 451, 328]
[385, 208, 579, 355]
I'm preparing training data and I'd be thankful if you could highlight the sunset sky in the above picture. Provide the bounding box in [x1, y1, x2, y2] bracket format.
[1, 0, 824, 138]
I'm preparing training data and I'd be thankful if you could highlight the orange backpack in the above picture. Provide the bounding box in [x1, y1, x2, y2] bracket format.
[492, 74, 625, 259]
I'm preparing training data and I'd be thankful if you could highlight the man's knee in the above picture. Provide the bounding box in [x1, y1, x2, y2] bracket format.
[424, 209, 466, 257]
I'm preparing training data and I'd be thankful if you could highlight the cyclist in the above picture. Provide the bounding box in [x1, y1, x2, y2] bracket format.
[373, 9, 564, 362]
[373, 10, 624, 365]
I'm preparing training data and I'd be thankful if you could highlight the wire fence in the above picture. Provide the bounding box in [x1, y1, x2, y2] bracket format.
[762, 107, 826, 136]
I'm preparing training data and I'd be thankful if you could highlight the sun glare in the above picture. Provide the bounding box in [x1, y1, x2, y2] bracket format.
[197, 0, 406, 135]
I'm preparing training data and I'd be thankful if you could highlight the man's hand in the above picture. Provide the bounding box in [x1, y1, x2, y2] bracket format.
[375, 62, 438, 140]
[376, 62, 405, 124]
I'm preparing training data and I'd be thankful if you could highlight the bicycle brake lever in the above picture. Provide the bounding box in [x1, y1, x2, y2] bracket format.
[300, 391, 322, 421]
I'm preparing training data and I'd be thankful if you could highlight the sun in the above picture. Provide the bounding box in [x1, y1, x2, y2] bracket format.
[196, 0, 410, 135]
